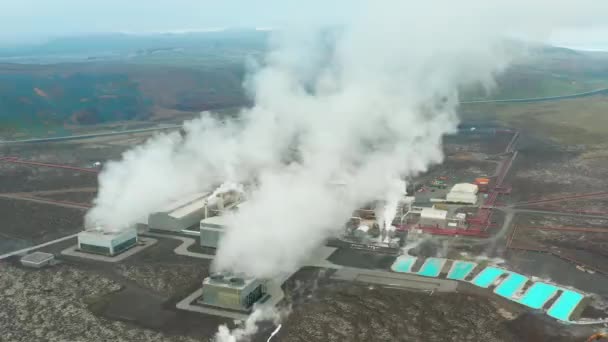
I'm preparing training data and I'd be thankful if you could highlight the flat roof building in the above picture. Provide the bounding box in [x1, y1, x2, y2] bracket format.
[200, 215, 228, 248]
[20, 252, 54, 268]
[198, 273, 267, 312]
[148, 192, 211, 231]
[419, 208, 448, 228]
[149, 189, 242, 232]
[78, 227, 138, 256]
[446, 183, 478, 205]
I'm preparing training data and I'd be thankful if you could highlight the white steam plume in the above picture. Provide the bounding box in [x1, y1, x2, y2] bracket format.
[87, 1, 608, 275]
[214, 306, 283, 342]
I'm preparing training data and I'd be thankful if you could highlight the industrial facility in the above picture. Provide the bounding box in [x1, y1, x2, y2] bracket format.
[446, 183, 478, 205]
[200, 215, 228, 248]
[343, 195, 414, 248]
[77, 227, 138, 256]
[148, 188, 242, 232]
[148, 192, 211, 231]
[198, 273, 267, 312]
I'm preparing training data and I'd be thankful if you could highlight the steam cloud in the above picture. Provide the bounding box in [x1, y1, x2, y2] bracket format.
[86, 1, 608, 278]
[214, 306, 283, 342]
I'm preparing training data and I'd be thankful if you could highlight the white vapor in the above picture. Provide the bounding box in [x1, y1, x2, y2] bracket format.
[214, 306, 282, 342]
[86, 1, 608, 276]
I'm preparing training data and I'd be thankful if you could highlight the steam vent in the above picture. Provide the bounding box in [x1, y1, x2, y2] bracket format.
[198, 273, 267, 312]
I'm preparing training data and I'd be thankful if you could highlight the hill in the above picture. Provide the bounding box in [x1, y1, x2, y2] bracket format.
[1, 33, 608, 139]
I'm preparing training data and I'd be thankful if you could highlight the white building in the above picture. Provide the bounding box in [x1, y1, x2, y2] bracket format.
[148, 192, 211, 231]
[20, 252, 54, 268]
[446, 183, 478, 205]
[419, 208, 448, 228]
[78, 227, 138, 256]
[200, 215, 228, 248]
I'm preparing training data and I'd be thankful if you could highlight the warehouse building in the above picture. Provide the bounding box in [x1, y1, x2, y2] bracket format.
[200, 215, 228, 248]
[148, 188, 243, 232]
[419, 207, 448, 228]
[20, 252, 54, 268]
[148, 192, 211, 231]
[198, 273, 267, 312]
[77, 227, 138, 256]
[446, 183, 478, 205]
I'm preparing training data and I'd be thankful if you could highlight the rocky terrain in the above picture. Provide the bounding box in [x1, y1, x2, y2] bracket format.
[0, 262, 200, 342]
[278, 282, 519, 342]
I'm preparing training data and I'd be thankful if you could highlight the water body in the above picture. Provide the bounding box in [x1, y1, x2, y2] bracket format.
[495, 273, 529, 298]
[472, 267, 506, 288]
[417, 258, 446, 277]
[447, 261, 477, 280]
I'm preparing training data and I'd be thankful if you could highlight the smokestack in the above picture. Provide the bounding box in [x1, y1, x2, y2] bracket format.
[217, 194, 225, 211]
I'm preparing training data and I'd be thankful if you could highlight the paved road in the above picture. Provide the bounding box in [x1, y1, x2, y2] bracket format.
[0, 125, 182, 145]
[144, 232, 214, 260]
[0, 233, 79, 259]
[461, 87, 608, 104]
[332, 267, 458, 292]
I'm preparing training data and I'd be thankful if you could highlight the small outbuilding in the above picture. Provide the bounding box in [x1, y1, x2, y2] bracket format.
[20, 252, 54, 268]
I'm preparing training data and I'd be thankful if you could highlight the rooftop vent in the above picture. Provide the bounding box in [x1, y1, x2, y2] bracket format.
[210, 273, 226, 282]
[229, 277, 245, 286]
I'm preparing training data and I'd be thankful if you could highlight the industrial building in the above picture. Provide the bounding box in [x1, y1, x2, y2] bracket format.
[446, 183, 478, 205]
[419, 207, 448, 228]
[198, 273, 267, 311]
[20, 252, 54, 268]
[148, 189, 242, 232]
[77, 227, 138, 256]
[148, 192, 211, 231]
[474, 178, 490, 192]
[200, 215, 228, 248]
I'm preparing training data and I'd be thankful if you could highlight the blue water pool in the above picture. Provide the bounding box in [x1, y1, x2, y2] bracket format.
[391, 256, 417, 273]
[519, 283, 559, 309]
[447, 261, 477, 280]
[494, 272, 529, 299]
[547, 290, 584, 321]
[471, 267, 506, 288]
[417, 258, 446, 277]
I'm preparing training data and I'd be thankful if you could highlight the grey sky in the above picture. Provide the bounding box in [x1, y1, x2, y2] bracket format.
[0, 0, 356, 42]
[1, 0, 607, 50]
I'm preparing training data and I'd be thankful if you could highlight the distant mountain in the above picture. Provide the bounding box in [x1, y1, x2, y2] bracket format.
[0, 31, 266, 138]
[1, 32, 608, 138]
[0, 30, 269, 62]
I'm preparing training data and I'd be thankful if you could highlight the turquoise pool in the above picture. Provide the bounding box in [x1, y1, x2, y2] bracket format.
[447, 261, 477, 280]
[547, 290, 584, 322]
[391, 256, 417, 273]
[471, 267, 505, 288]
[417, 258, 446, 277]
[494, 272, 529, 299]
[519, 283, 559, 309]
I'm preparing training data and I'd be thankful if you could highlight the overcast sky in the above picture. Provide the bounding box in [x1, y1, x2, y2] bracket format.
[1, 0, 607, 50]
[0, 0, 356, 43]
